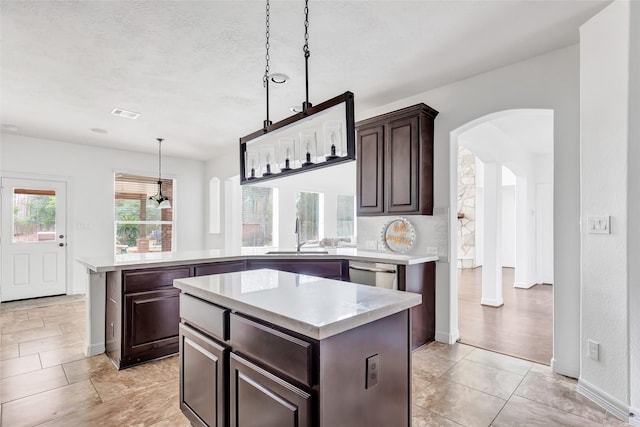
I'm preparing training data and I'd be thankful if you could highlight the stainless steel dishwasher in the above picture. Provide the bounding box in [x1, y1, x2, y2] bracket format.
[348, 261, 398, 289]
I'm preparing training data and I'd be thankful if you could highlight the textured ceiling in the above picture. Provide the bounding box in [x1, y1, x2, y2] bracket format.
[0, 0, 609, 160]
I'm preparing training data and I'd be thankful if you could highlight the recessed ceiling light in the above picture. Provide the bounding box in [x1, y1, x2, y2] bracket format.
[268, 73, 289, 84]
[2, 123, 19, 132]
[111, 108, 140, 119]
[91, 128, 108, 134]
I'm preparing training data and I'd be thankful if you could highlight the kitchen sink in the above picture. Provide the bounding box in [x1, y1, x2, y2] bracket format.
[265, 250, 329, 255]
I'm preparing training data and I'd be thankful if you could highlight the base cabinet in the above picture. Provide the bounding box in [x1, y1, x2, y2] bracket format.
[230, 353, 312, 427]
[179, 292, 411, 427]
[179, 324, 228, 427]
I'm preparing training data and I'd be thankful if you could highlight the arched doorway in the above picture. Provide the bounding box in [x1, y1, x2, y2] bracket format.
[451, 109, 554, 364]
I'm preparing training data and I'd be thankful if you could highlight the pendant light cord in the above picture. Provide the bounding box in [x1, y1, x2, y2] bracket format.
[302, 0, 311, 113]
[263, 0, 272, 129]
[157, 138, 163, 181]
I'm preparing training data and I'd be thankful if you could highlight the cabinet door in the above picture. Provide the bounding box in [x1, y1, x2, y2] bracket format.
[180, 324, 228, 427]
[230, 353, 312, 427]
[385, 115, 420, 214]
[123, 287, 180, 365]
[356, 125, 385, 215]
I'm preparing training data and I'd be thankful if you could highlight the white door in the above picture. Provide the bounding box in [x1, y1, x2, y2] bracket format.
[1, 178, 67, 301]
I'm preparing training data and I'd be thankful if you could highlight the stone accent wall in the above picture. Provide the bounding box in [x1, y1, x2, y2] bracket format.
[457, 147, 476, 269]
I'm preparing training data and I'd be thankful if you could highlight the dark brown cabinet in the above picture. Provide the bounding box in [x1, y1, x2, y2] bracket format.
[106, 261, 245, 369]
[178, 289, 412, 427]
[356, 103, 438, 216]
[246, 258, 348, 281]
[230, 353, 312, 427]
[398, 262, 436, 349]
[180, 323, 228, 427]
[107, 266, 190, 369]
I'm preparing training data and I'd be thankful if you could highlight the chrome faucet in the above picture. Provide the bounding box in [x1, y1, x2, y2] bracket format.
[295, 217, 307, 252]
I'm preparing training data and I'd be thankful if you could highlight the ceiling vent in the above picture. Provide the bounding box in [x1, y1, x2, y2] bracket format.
[111, 108, 140, 119]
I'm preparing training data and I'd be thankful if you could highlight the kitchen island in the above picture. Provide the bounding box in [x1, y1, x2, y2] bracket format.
[76, 248, 438, 368]
[174, 268, 421, 427]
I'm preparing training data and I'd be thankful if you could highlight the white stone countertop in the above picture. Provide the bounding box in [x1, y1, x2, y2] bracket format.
[173, 269, 422, 340]
[76, 247, 439, 273]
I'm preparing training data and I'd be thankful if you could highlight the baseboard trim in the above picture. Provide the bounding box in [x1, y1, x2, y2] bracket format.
[85, 342, 105, 357]
[514, 281, 536, 289]
[578, 377, 630, 424]
[550, 357, 580, 378]
[480, 297, 504, 307]
[435, 329, 460, 344]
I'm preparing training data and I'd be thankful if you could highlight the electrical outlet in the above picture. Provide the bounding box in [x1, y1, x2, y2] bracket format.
[365, 354, 379, 389]
[588, 339, 599, 361]
[587, 216, 610, 234]
[365, 240, 378, 250]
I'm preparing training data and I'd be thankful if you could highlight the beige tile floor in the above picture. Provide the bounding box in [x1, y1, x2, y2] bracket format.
[0, 295, 631, 427]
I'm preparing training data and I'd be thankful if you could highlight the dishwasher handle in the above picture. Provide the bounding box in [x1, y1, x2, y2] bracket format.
[349, 265, 397, 274]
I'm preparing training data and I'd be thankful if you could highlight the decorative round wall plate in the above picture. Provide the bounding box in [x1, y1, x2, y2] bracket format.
[381, 217, 415, 253]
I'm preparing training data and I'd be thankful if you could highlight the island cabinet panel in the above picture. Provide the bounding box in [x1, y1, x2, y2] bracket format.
[179, 324, 228, 427]
[180, 294, 229, 341]
[230, 313, 314, 387]
[398, 261, 436, 349]
[318, 310, 410, 427]
[246, 259, 348, 281]
[230, 353, 312, 427]
[356, 103, 438, 216]
[178, 283, 413, 427]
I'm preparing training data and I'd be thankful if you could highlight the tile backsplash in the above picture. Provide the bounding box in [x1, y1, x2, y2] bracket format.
[357, 208, 449, 261]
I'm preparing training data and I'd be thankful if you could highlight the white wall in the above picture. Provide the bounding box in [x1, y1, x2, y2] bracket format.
[579, 0, 635, 417]
[628, 0, 640, 418]
[358, 45, 580, 371]
[0, 134, 206, 295]
[501, 184, 516, 268]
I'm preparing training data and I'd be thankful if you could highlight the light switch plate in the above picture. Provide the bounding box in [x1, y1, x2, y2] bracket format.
[587, 216, 610, 234]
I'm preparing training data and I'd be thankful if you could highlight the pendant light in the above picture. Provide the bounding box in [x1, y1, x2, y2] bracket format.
[149, 138, 171, 209]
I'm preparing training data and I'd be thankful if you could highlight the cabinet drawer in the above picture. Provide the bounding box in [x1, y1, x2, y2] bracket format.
[124, 267, 191, 293]
[180, 294, 229, 341]
[194, 261, 246, 277]
[230, 313, 313, 387]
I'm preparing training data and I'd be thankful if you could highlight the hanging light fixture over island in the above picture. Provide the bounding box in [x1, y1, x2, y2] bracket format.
[149, 137, 171, 209]
[239, 0, 355, 185]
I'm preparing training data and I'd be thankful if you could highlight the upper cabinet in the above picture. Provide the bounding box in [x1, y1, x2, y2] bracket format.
[356, 103, 438, 216]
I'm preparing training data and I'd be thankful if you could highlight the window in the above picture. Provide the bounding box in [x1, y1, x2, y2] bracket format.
[296, 192, 321, 243]
[114, 173, 174, 255]
[336, 195, 355, 237]
[12, 188, 57, 243]
[242, 186, 275, 247]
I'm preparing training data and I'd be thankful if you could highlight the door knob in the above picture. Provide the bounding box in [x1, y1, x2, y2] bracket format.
[59, 243, 64, 247]
[59, 234, 64, 239]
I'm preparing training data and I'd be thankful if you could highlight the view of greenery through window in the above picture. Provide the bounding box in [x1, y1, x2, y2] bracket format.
[296, 192, 320, 242]
[114, 174, 173, 255]
[242, 186, 274, 247]
[13, 190, 56, 242]
[337, 195, 354, 237]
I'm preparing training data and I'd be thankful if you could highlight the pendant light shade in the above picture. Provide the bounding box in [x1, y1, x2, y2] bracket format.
[149, 138, 171, 209]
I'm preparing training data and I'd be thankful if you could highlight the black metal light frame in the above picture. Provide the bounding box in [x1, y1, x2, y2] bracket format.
[239, 91, 355, 185]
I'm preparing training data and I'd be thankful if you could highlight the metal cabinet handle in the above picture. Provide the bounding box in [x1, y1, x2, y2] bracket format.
[58, 243, 64, 247]
[348, 265, 396, 274]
